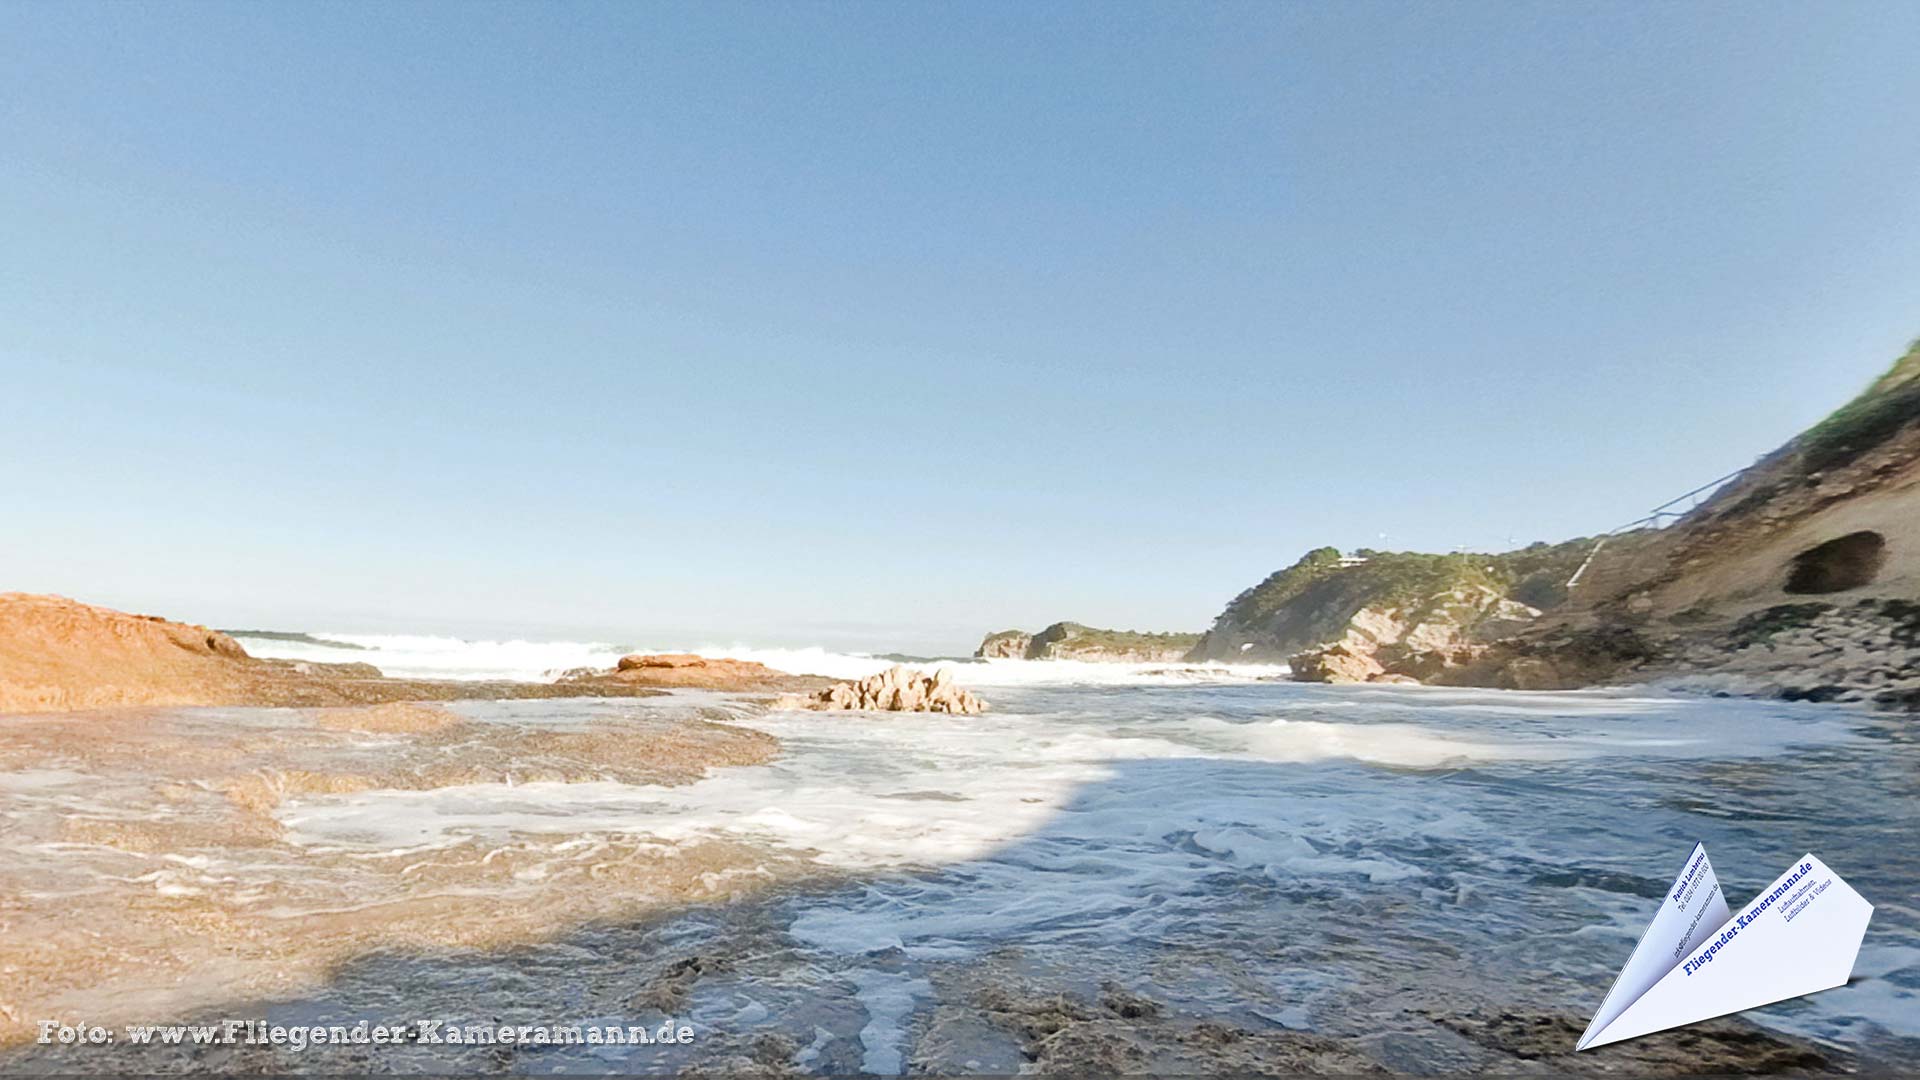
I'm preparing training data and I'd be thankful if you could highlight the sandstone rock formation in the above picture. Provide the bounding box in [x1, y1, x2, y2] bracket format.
[573, 653, 829, 692]
[1286, 642, 1386, 683]
[1282, 585, 1542, 684]
[778, 665, 986, 714]
[0, 593, 259, 713]
[974, 622, 1200, 662]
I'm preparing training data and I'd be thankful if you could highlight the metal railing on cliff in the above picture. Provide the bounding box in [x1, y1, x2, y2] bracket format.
[1564, 468, 1749, 589]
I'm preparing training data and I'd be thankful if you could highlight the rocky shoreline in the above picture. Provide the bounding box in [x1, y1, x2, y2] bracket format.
[1200, 343, 1920, 711]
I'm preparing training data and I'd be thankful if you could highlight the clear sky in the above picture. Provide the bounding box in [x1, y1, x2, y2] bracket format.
[3, 3, 1918, 653]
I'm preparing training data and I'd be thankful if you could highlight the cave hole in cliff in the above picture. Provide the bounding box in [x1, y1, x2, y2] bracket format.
[1783, 531, 1887, 594]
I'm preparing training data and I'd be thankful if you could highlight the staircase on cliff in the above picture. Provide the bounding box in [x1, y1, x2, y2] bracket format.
[1564, 469, 1747, 607]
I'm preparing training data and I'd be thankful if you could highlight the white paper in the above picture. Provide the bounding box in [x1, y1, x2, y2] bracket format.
[1577, 847, 1873, 1050]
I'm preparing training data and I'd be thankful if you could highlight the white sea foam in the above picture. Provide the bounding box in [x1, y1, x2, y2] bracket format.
[847, 970, 931, 1076]
[278, 687, 1858, 870]
[229, 632, 627, 681]
[231, 631, 1292, 686]
[1217, 717, 1566, 767]
[949, 657, 1293, 688]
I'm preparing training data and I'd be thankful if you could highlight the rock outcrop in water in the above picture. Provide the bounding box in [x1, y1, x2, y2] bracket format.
[592, 652, 828, 691]
[778, 665, 986, 714]
[974, 622, 1200, 662]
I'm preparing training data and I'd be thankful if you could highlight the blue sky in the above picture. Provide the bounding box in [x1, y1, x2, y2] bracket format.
[3, 3, 1918, 653]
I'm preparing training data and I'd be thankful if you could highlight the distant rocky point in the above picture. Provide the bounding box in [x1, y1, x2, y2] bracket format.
[975, 622, 1201, 662]
[974, 629, 1033, 659]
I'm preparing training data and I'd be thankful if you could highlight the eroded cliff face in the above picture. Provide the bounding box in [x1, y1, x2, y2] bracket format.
[1197, 343, 1920, 706]
[1435, 342, 1920, 707]
[973, 622, 1199, 662]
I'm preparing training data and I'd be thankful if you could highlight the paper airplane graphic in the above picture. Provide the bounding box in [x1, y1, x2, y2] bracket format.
[1577, 844, 1873, 1050]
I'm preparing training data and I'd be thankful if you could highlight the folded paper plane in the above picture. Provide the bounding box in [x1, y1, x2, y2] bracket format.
[1577, 844, 1873, 1050]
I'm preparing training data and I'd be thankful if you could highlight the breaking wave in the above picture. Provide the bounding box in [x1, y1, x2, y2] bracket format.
[228, 632, 628, 682]
[228, 632, 1291, 686]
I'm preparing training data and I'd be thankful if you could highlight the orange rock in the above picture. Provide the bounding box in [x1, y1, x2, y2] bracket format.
[600, 653, 816, 690]
[0, 592, 260, 714]
[617, 653, 711, 670]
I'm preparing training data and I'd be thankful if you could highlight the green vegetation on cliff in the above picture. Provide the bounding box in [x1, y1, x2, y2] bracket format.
[1218, 539, 1592, 632]
[1799, 340, 1920, 473]
[978, 621, 1201, 660]
[1028, 622, 1202, 654]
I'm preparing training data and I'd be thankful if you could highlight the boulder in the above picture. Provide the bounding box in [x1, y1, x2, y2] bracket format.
[1287, 643, 1385, 684]
[778, 665, 986, 714]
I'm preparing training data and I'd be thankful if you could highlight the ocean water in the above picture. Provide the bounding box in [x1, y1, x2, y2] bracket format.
[227, 630, 1293, 684]
[7, 646, 1917, 1074]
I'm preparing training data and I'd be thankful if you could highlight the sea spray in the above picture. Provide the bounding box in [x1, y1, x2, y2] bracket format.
[230, 632, 1291, 686]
